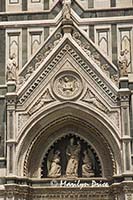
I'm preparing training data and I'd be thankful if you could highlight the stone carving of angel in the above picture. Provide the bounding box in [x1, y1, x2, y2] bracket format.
[47, 149, 61, 178]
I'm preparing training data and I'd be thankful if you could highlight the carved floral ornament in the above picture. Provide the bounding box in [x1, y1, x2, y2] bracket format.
[52, 71, 83, 100]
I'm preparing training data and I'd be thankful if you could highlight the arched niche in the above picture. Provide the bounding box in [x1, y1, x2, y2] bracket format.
[22, 119, 118, 179]
[16, 103, 122, 179]
[41, 134, 102, 178]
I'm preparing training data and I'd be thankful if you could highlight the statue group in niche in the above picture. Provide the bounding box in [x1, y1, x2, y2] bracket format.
[47, 138, 94, 178]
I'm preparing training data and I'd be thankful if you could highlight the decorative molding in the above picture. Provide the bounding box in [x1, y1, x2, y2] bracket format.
[17, 31, 63, 89]
[67, 45, 118, 103]
[72, 30, 118, 82]
[22, 114, 117, 178]
[17, 45, 66, 104]
[17, 43, 118, 105]
[9, 0, 19, 4]
[31, 0, 41, 2]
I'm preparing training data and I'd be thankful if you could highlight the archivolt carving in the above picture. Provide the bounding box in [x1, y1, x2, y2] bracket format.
[22, 114, 117, 178]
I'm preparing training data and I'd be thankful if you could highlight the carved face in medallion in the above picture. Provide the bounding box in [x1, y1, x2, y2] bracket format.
[52, 71, 83, 100]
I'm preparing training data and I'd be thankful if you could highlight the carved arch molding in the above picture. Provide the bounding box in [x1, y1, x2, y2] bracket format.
[22, 115, 117, 180]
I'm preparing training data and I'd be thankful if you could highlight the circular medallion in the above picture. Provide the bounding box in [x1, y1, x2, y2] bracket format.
[52, 71, 83, 100]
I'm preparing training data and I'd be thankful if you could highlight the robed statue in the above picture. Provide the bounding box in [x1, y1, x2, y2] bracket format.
[82, 150, 94, 177]
[47, 150, 61, 178]
[66, 138, 81, 177]
[6, 54, 18, 81]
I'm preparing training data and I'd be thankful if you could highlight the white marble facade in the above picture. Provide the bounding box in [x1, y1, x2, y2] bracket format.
[0, 0, 133, 200]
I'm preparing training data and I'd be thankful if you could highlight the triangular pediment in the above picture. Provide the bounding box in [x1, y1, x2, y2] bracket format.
[16, 21, 119, 112]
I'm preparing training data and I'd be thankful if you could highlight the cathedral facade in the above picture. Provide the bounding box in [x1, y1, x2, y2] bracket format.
[0, 0, 133, 199]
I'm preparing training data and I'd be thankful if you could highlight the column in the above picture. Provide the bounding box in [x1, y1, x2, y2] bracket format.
[119, 77, 132, 174]
[6, 82, 17, 176]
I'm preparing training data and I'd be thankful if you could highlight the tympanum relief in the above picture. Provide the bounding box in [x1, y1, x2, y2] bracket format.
[41, 135, 101, 178]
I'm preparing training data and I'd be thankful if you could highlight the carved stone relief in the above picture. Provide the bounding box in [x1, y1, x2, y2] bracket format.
[62, 0, 71, 20]
[28, 89, 55, 115]
[107, 111, 119, 128]
[17, 31, 63, 88]
[18, 113, 29, 132]
[52, 71, 83, 100]
[17, 44, 118, 105]
[118, 50, 129, 77]
[41, 135, 101, 178]
[72, 30, 119, 85]
[82, 88, 109, 113]
[6, 53, 18, 82]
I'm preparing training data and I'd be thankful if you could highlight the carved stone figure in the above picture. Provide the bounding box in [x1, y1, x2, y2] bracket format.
[83, 89, 108, 113]
[54, 33, 62, 47]
[25, 66, 34, 80]
[53, 71, 83, 100]
[66, 138, 81, 177]
[35, 53, 44, 69]
[111, 74, 119, 86]
[62, 76, 75, 92]
[101, 64, 110, 77]
[72, 32, 81, 46]
[92, 52, 101, 66]
[6, 54, 18, 81]
[82, 150, 94, 177]
[118, 50, 128, 77]
[62, 76, 78, 93]
[82, 43, 91, 56]
[47, 150, 61, 178]
[44, 43, 53, 57]
[62, 0, 71, 20]
[29, 89, 55, 115]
